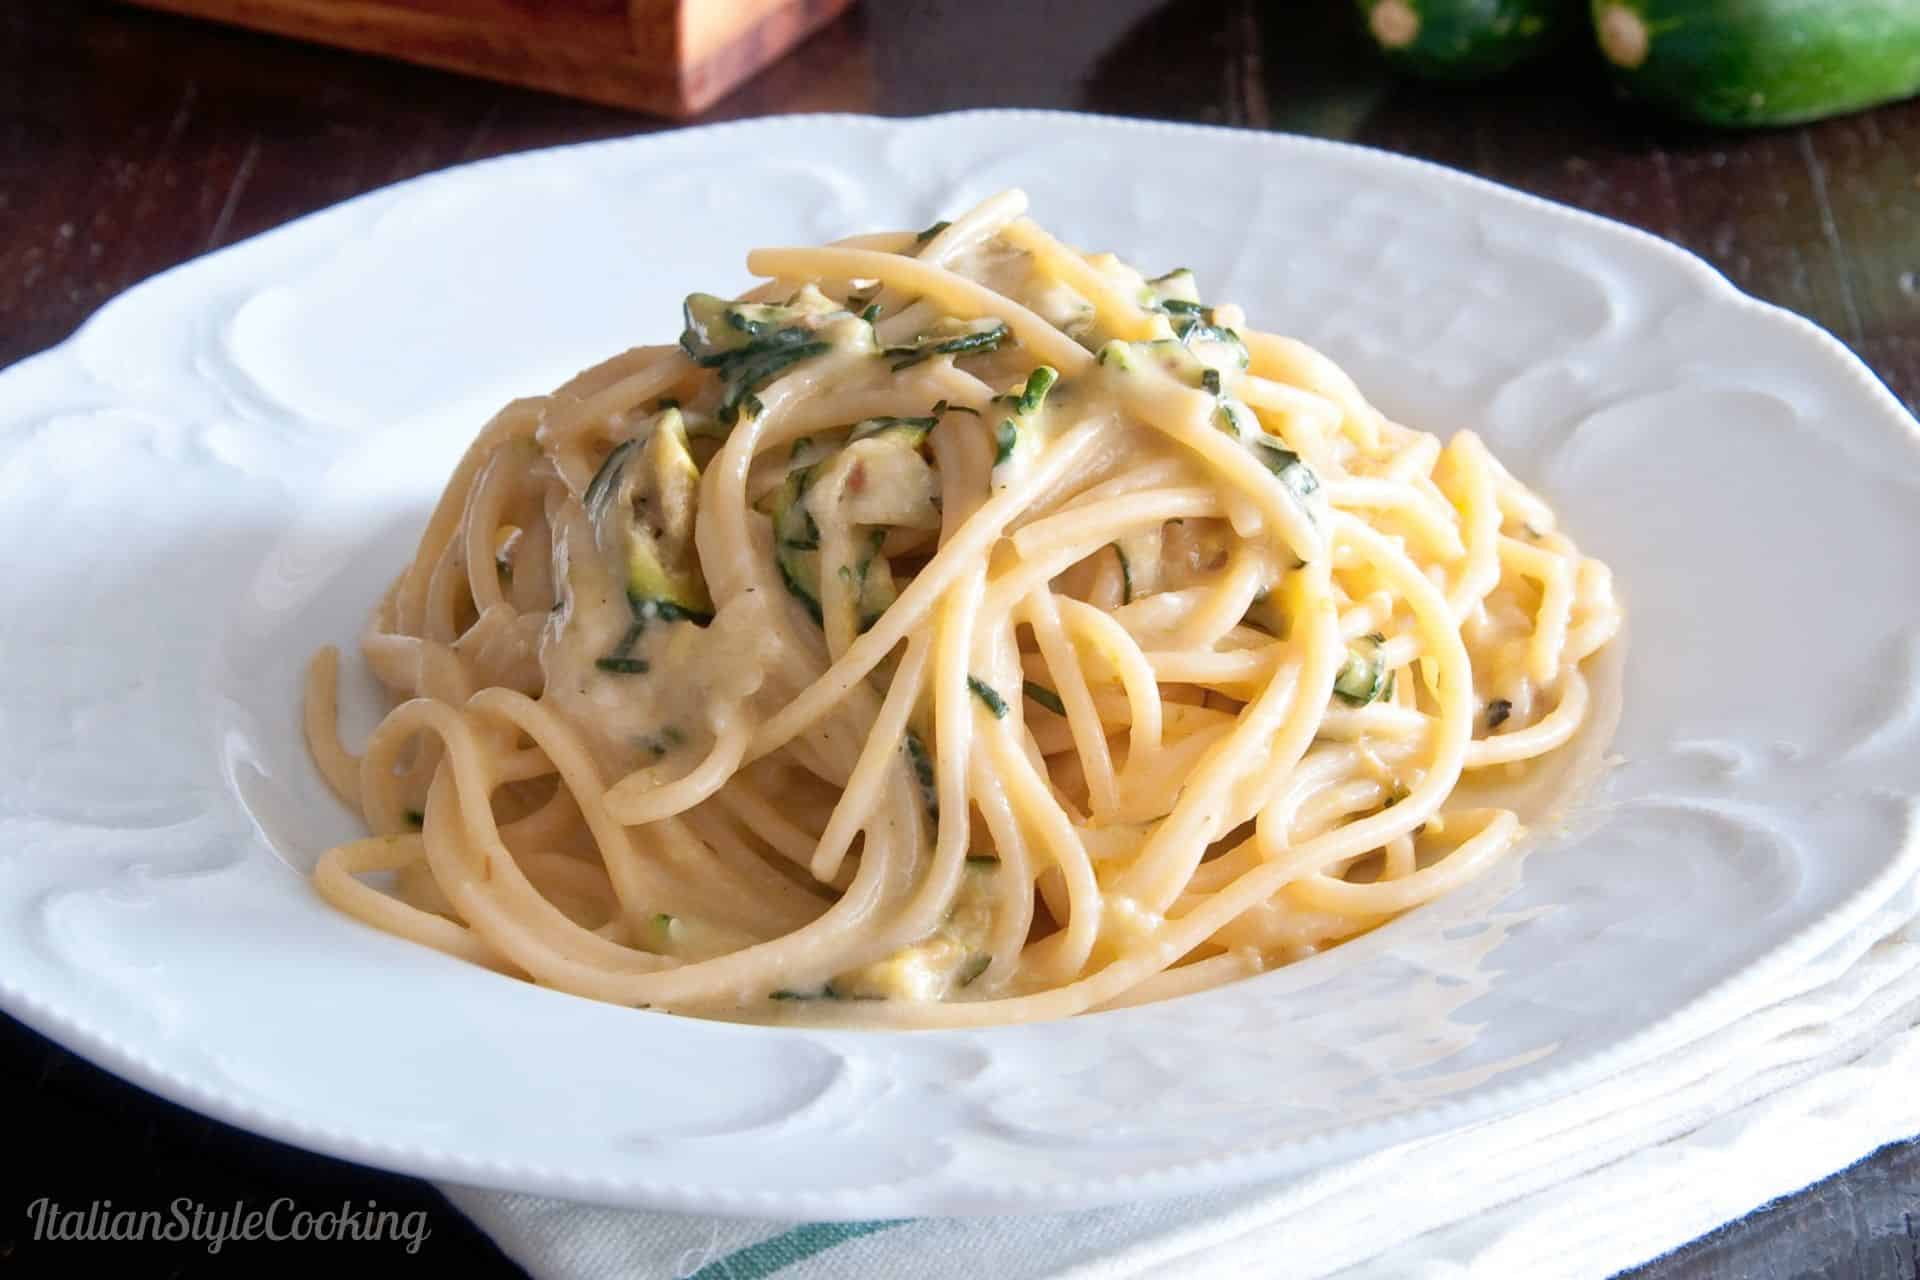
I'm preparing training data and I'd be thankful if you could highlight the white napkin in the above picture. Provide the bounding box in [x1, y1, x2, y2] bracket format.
[443, 875, 1920, 1280]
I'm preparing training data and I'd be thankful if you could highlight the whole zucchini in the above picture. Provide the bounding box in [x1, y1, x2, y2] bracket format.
[1593, 0, 1920, 126]
[1358, 0, 1582, 81]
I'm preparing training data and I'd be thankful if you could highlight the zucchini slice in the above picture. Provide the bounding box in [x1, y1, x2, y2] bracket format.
[762, 425, 937, 633]
[847, 414, 938, 447]
[679, 286, 838, 363]
[766, 463, 825, 624]
[991, 365, 1060, 490]
[1141, 267, 1202, 311]
[587, 408, 713, 625]
[833, 436, 941, 532]
[1333, 633, 1395, 706]
[883, 317, 1009, 371]
[678, 287, 840, 424]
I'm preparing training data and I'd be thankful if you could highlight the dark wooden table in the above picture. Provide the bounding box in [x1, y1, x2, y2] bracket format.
[3, 2, 1917, 1276]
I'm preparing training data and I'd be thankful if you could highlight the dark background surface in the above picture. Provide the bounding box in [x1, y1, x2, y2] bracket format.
[3, 2, 1918, 1276]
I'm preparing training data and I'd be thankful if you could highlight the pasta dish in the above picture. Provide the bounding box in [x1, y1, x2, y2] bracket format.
[303, 191, 1621, 1027]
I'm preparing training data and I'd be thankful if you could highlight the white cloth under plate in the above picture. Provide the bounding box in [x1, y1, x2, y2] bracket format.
[443, 874, 1920, 1280]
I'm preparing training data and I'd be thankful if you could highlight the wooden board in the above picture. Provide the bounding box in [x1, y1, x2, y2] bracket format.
[118, 0, 854, 117]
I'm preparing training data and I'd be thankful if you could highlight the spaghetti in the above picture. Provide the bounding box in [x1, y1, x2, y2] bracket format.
[304, 191, 1622, 1026]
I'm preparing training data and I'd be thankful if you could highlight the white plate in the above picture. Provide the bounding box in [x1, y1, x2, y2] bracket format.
[3, 111, 1918, 1220]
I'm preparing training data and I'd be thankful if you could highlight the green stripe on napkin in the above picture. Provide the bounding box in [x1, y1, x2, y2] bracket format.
[689, 1220, 906, 1279]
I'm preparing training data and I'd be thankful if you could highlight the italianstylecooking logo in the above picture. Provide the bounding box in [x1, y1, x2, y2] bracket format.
[23, 1197, 433, 1254]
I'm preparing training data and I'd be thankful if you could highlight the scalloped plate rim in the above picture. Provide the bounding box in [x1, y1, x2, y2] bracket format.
[1, 110, 1917, 1219]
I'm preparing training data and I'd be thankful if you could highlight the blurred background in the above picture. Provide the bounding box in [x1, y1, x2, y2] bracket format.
[5, 0, 1917, 410]
[2, 2, 1917, 1276]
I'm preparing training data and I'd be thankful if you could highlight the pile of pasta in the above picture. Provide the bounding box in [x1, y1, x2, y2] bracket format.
[305, 190, 1621, 1027]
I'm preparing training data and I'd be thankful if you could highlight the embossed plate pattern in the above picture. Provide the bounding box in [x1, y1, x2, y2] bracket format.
[1, 113, 1917, 1218]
